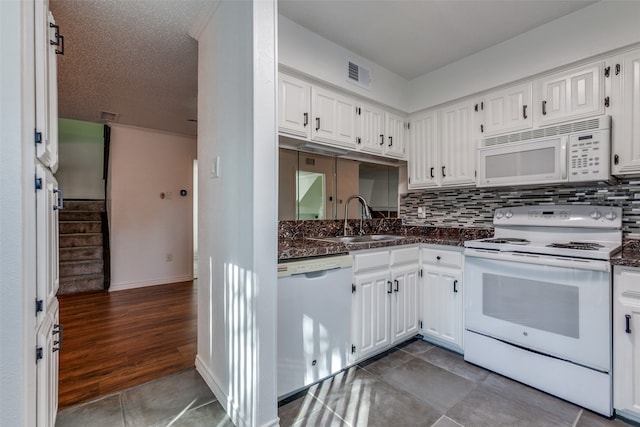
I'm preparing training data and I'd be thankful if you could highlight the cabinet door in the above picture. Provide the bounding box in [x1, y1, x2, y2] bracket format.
[36, 298, 60, 427]
[385, 112, 406, 159]
[439, 101, 478, 187]
[408, 110, 439, 189]
[352, 269, 391, 361]
[483, 82, 533, 136]
[612, 49, 640, 175]
[422, 266, 463, 350]
[35, 6, 59, 171]
[278, 74, 311, 139]
[390, 265, 420, 344]
[357, 103, 385, 155]
[36, 162, 60, 323]
[535, 62, 604, 126]
[311, 87, 357, 148]
[613, 268, 640, 417]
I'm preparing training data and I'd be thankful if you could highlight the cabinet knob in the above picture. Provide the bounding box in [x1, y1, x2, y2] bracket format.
[436, 256, 441, 261]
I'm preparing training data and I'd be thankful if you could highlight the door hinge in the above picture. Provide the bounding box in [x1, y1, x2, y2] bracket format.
[35, 299, 44, 315]
[604, 96, 610, 108]
[614, 154, 620, 165]
[35, 130, 42, 144]
[351, 344, 356, 354]
[408, 177, 411, 184]
[36, 347, 43, 362]
[480, 124, 484, 133]
[35, 176, 42, 190]
[605, 66, 611, 78]
[474, 103, 479, 112]
[352, 283, 356, 293]
[419, 269, 423, 277]
[616, 64, 621, 75]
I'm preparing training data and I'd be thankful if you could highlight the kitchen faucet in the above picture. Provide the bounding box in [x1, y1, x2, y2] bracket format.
[344, 194, 372, 236]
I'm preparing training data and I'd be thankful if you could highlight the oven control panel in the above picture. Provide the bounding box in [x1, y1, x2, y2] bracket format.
[493, 205, 622, 228]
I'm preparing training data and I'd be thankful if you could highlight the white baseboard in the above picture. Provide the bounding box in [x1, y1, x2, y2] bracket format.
[108, 274, 193, 292]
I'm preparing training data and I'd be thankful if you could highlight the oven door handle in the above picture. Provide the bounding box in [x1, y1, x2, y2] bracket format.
[464, 248, 611, 272]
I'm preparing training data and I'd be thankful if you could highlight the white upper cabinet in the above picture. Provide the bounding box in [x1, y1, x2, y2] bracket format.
[311, 87, 357, 149]
[385, 112, 406, 159]
[35, 6, 60, 171]
[611, 48, 640, 175]
[482, 82, 533, 136]
[278, 73, 311, 139]
[534, 62, 605, 127]
[408, 110, 438, 189]
[356, 103, 385, 155]
[439, 100, 478, 187]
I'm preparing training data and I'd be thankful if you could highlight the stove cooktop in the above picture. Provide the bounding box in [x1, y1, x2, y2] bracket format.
[465, 238, 620, 260]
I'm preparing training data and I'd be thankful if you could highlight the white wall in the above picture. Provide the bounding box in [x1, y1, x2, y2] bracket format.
[56, 118, 104, 199]
[109, 124, 196, 291]
[279, 15, 409, 112]
[192, 1, 278, 426]
[0, 1, 37, 425]
[408, 1, 640, 112]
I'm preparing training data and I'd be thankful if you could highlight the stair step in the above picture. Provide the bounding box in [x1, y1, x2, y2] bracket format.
[59, 211, 102, 221]
[59, 221, 102, 234]
[60, 259, 104, 277]
[63, 200, 105, 212]
[58, 274, 105, 295]
[59, 246, 103, 262]
[59, 233, 103, 248]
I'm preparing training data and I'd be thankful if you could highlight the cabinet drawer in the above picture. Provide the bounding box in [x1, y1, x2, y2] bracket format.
[353, 250, 390, 273]
[390, 246, 419, 267]
[421, 247, 462, 268]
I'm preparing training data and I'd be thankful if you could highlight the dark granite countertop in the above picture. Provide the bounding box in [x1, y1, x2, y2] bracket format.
[610, 239, 640, 268]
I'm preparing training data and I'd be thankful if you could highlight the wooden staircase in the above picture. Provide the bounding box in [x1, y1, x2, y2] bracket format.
[58, 200, 107, 295]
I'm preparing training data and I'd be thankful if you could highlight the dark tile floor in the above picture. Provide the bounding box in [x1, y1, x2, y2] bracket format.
[57, 339, 634, 427]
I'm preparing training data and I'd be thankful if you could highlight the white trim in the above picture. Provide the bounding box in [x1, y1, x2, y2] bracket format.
[108, 275, 194, 292]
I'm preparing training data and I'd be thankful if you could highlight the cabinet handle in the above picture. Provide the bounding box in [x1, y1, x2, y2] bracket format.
[315, 117, 320, 131]
[303, 112, 308, 127]
[626, 314, 632, 334]
[430, 167, 435, 178]
[356, 137, 361, 145]
[388, 136, 393, 147]
[379, 134, 384, 146]
[53, 188, 64, 210]
[542, 100, 547, 116]
[394, 279, 399, 293]
[453, 280, 458, 293]
[616, 64, 621, 76]
[614, 154, 620, 165]
[522, 105, 528, 119]
[442, 166, 446, 178]
[387, 281, 393, 294]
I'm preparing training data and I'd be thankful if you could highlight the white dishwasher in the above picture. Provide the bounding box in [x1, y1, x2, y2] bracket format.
[277, 254, 353, 398]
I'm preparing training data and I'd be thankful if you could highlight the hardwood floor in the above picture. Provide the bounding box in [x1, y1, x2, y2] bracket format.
[57, 281, 197, 410]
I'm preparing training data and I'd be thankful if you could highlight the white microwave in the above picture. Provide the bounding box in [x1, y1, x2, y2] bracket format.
[477, 116, 611, 188]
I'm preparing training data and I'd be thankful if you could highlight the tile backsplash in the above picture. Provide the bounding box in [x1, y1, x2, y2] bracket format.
[400, 178, 640, 238]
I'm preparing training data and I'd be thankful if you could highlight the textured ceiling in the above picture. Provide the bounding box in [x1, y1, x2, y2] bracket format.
[50, 0, 207, 136]
[50, 0, 598, 137]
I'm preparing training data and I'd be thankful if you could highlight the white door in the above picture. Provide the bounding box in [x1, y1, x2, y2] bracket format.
[278, 73, 311, 138]
[483, 82, 533, 136]
[408, 110, 438, 189]
[353, 269, 391, 361]
[439, 100, 477, 186]
[535, 62, 604, 126]
[311, 87, 356, 148]
[611, 49, 640, 174]
[357, 103, 384, 155]
[613, 267, 640, 418]
[384, 112, 406, 159]
[390, 265, 419, 344]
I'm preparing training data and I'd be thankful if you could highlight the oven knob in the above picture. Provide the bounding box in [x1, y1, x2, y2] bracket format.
[505, 211, 513, 219]
[605, 211, 617, 220]
[495, 211, 504, 219]
[590, 211, 602, 220]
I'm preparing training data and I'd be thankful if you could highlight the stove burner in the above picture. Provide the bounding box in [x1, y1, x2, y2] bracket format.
[547, 242, 605, 250]
[482, 238, 530, 245]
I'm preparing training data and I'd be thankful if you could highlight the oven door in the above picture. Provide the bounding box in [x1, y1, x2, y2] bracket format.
[464, 249, 611, 372]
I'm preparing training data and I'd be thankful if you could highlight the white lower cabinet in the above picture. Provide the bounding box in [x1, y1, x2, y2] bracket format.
[613, 266, 640, 422]
[351, 246, 420, 362]
[36, 297, 60, 427]
[420, 246, 464, 352]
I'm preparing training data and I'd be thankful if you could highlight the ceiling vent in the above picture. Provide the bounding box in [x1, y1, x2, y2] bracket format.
[100, 110, 119, 122]
[347, 60, 371, 89]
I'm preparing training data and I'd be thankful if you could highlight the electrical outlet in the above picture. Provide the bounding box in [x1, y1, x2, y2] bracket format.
[417, 207, 426, 219]
[166, 253, 173, 262]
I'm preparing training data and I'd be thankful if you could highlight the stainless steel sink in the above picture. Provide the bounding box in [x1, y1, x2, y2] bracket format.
[309, 234, 406, 244]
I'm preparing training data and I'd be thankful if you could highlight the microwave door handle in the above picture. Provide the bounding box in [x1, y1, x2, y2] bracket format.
[560, 139, 567, 180]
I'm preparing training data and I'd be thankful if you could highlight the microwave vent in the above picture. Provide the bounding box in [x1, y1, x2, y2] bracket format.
[482, 117, 607, 147]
